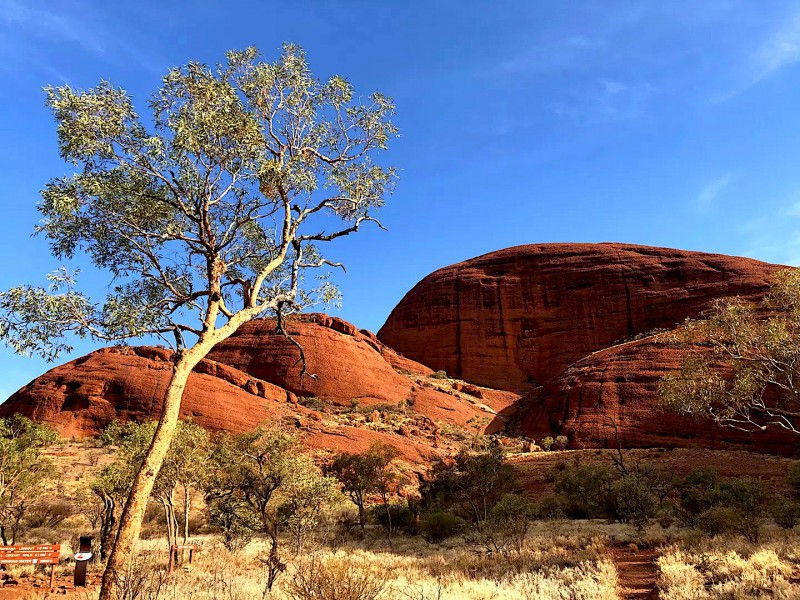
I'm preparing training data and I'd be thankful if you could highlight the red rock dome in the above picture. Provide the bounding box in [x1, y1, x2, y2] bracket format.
[378, 243, 782, 393]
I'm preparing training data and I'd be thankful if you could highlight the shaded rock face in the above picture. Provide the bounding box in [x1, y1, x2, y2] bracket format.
[527, 336, 799, 455]
[378, 243, 782, 393]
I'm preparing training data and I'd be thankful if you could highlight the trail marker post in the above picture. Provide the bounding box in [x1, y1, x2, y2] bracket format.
[73, 536, 92, 587]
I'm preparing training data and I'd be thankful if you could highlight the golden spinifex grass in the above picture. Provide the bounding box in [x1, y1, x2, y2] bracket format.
[37, 534, 617, 600]
[658, 539, 800, 599]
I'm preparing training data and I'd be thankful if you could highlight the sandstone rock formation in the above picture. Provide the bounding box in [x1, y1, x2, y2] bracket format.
[0, 346, 296, 438]
[379, 243, 782, 393]
[0, 315, 518, 450]
[379, 243, 795, 454]
[525, 335, 799, 455]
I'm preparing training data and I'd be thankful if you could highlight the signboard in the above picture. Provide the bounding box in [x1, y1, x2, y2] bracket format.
[0, 544, 60, 587]
[0, 545, 60, 564]
[168, 543, 200, 573]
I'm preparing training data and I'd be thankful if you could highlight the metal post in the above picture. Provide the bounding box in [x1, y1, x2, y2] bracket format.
[74, 536, 91, 587]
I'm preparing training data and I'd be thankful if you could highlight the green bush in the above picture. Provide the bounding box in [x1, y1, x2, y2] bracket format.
[554, 435, 569, 450]
[697, 506, 745, 537]
[787, 462, 800, 497]
[430, 370, 449, 380]
[553, 464, 614, 519]
[606, 476, 657, 530]
[771, 501, 800, 530]
[372, 503, 418, 536]
[419, 510, 464, 543]
[540, 437, 554, 451]
[535, 494, 565, 520]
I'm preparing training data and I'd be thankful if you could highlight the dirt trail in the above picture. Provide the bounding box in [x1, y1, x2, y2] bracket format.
[612, 546, 659, 600]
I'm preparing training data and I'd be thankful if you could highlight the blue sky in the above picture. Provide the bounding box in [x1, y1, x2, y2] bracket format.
[2, 0, 800, 397]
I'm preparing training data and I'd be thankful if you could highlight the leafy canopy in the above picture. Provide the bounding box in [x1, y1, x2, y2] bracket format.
[660, 268, 800, 435]
[0, 44, 397, 360]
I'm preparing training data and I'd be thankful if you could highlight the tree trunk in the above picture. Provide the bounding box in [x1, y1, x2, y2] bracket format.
[98, 352, 199, 600]
[382, 494, 393, 550]
[182, 483, 190, 544]
[357, 500, 366, 530]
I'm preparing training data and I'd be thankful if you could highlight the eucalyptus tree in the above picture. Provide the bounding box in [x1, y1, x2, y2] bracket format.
[0, 44, 397, 598]
[660, 269, 800, 436]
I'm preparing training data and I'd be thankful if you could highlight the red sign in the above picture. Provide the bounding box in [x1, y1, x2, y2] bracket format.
[0, 544, 60, 565]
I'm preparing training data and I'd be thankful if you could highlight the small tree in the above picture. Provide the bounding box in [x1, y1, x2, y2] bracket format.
[205, 426, 338, 590]
[0, 44, 397, 599]
[280, 457, 340, 553]
[327, 443, 400, 534]
[421, 445, 516, 528]
[661, 269, 800, 435]
[91, 463, 132, 561]
[0, 416, 58, 545]
[487, 493, 537, 553]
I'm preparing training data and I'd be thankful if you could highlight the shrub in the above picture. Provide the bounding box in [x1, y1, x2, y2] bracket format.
[606, 476, 657, 530]
[488, 493, 537, 551]
[298, 396, 329, 411]
[430, 370, 449, 380]
[372, 503, 417, 536]
[787, 462, 800, 497]
[771, 501, 800, 530]
[553, 464, 614, 519]
[554, 435, 569, 450]
[24, 498, 74, 529]
[697, 506, 744, 537]
[419, 510, 464, 543]
[287, 554, 386, 600]
[540, 437, 554, 451]
[535, 494, 565, 520]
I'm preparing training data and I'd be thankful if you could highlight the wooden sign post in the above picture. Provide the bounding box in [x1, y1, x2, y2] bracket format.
[167, 543, 199, 573]
[0, 544, 60, 588]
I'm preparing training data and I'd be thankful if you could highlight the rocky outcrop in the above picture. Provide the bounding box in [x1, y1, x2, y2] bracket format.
[0, 315, 518, 442]
[526, 335, 799, 455]
[379, 243, 797, 454]
[379, 243, 782, 393]
[0, 346, 297, 438]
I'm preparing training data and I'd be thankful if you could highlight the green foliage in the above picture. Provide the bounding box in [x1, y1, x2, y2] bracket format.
[0, 416, 58, 544]
[487, 493, 537, 552]
[326, 443, 401, 529]
[372, 503, 418, 536]
[430, 370, 448, 380]
[677, 470, 767, 540]
[204, 425, 340, 587]
[770, 501, 800, 530]
[787, 462, 800, 496]
[697, 507, 749, 538]
[419, 510, 464, 543]
[540, 437, 554, 451]
[660, 268, 800, 435]
[553, 464, 615, 519]
[420, 445, 517, 526]
[0, 44, 398, 359]
[605, 476, 658, 531]
[207, 494, 259, 553]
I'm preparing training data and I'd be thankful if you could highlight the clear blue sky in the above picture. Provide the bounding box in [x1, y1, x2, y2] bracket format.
[2, 0, 800, 398]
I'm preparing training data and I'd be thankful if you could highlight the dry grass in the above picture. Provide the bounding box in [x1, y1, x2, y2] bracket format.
[658, 537, 800, 599]
[28, 532, 617, 600]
